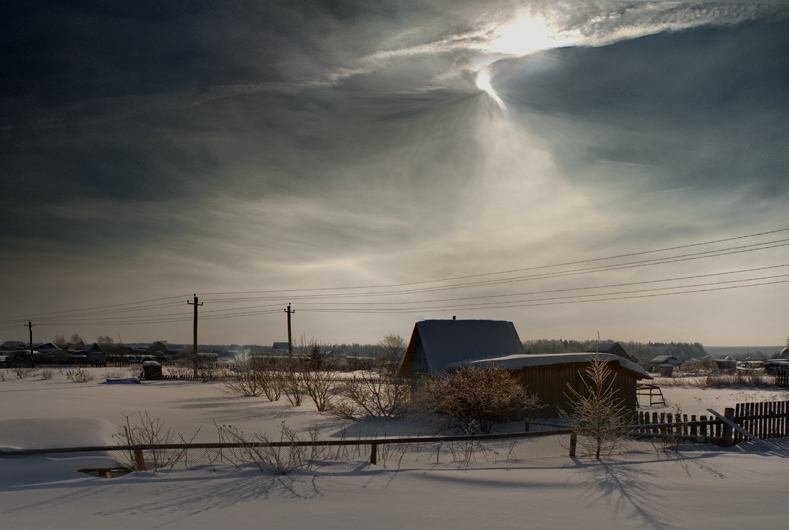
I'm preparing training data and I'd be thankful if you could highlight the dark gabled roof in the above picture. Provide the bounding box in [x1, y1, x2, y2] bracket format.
[37, 342, 62, 352]
[83, 343, 106, 354]
[398, 319, 526, 377]
[586, 342, 637, 362]
[647, 355, 680, 364]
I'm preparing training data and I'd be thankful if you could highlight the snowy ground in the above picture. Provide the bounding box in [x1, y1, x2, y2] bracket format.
[1, 368, 788, 529]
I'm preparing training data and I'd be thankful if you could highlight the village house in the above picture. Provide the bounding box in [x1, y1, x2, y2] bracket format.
[398, 319, 651, 414]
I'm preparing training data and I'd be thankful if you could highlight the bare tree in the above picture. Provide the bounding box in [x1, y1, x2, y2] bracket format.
[376, 334, 406, 373]
[54, 335, 66, 348]
[70, 333, 84, 348]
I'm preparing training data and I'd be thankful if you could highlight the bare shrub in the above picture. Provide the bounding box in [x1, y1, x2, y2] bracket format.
[563, 354, 631, 459]
[247, 357, 282, 401]
[40, 369, 54, 380]
[65, 368, 95, 383]
[277, 361, 304, 406]
[680, 358, 716, 374]
[417, 366, 541, 434]
[214, 422, 309, 475]
[650, 405, 685, 454]
[327, 336, 410, 419]
[222, 369, 267, 397]
[299, 356, 339, 412]
[164, 367, 192, 378]
[704, 371, 772, 387]
[114, 411, 199, 472]
[331, 374, 411, 419]
[105, 368, 131, 379]
[330, 354, 411, 419]
[12, 367, 39, 380]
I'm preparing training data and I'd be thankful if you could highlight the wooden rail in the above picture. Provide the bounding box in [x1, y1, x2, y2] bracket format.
[0, 429, 572, 458]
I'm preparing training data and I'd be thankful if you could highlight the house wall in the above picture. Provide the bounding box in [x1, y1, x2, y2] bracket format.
[511, 362, 640, 414]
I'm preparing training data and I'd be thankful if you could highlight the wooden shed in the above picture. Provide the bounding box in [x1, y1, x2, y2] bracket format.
[447, 353, 652, 414]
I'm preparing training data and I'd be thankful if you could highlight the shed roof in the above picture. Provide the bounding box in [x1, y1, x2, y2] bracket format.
[399, 319, 526, 377]
[446, 352, 651, 379]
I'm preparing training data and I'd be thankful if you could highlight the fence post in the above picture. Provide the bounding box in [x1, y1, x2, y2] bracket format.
[134, 448, 147, 471]
[569, 433, 577, 457]
[369, 443, 378, 465]
[720, 408, 735, 447]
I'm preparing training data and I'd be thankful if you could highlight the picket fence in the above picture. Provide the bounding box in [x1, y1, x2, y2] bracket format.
[634, 400, 789, 445]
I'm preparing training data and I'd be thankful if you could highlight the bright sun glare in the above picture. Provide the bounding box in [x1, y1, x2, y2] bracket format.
[476, 72, 507, 113]
[476, 72, 495, 95]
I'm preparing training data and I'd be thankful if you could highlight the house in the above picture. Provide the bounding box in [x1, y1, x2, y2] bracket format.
[398, 319, 527, 378]
[586, 342, 638, 362]
[272, 342, 290, 355]
[36, 343, 63, 354]
[77, 343, 106, 365]
[645, 355, 682, 371]
[448, 353, 651, 413]
[713, 356, 737, 371]
[397, 319, 650, 413]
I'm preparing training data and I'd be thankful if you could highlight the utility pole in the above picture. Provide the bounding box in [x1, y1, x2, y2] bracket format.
[25, 321, 36, 363]
[187, 295, 203, 377]
[284, 304, 295, 358]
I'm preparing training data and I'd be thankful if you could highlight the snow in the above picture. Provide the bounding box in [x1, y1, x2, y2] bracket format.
[1, 368, 788, 529]
[447, 352, 651, 378]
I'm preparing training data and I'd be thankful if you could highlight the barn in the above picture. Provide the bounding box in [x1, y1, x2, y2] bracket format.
[397, 319, 650, 414]
[447, 353, 651, 414]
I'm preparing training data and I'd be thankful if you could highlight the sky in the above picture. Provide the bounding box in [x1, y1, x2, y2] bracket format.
[1, 1, 788, 348]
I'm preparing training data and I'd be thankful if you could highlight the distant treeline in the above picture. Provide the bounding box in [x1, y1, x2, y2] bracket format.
[521, 339, 707, 362]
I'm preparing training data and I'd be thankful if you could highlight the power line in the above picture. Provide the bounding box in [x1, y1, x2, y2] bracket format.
[199, 239, 789, 302]
[1, 228, 787, 328]
[199, 227, 789, 296]
[17, 271, 788, 325]
[300, 277, 789, 313]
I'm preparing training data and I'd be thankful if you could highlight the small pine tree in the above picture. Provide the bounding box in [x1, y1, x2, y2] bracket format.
[564, 354, 629, 459]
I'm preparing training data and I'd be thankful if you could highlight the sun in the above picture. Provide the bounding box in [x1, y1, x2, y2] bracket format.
[476, 72, 507, 112]
[476, 72, 495, 96]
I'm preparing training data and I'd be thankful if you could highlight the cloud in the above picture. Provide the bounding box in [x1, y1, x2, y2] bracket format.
[1, 1, 788, 343]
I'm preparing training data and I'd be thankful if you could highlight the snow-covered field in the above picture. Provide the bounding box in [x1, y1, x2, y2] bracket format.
[1, 368, 788, 529]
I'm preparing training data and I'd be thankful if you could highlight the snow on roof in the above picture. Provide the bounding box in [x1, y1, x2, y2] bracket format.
[410, 319, 526, 376]
[446, 352, 651, 379]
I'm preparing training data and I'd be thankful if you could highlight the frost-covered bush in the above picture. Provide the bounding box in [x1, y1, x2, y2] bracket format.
[11, 367, 39, 380]
[65, 368, 95, 383]
[417, 366, 540, 434]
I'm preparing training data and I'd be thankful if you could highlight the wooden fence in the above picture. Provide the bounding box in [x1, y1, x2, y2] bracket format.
[633, 411, 724, 442]
[633, 400, 789, 446]
[733, 400, 789, 442]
